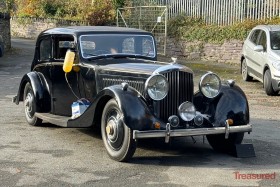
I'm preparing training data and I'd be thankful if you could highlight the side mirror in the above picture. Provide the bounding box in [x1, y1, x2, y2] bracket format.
[63, 50, 75, 73]
[254, 45, 264, 52]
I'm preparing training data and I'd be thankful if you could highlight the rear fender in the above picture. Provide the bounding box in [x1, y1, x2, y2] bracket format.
[14, 72, 51, 112]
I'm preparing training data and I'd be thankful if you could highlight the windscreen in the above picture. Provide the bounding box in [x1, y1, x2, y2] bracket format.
[79, 34, 156, 59]
[270, 31, 280, 50]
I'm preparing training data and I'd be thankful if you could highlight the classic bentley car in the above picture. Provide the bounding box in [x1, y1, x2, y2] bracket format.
[13, 26, 252, 161]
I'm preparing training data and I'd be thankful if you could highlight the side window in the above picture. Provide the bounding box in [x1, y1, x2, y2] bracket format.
[258, 31, 267, 51]
[249, 30, 261, 45]
[122, 37, 135, 54]
[39, 38, 52, 61]
[54, 36, 75, 60]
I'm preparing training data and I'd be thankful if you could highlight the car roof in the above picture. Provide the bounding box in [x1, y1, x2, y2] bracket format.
[254, 25, 280, 31]
[40, 26, 152, 36]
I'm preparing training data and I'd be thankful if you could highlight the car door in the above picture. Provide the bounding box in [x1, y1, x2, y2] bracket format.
[244, 29, 262, 78]
[50, 35, 85, 116]
[32, 36, 53, 112]
[254, 30, 268, 79]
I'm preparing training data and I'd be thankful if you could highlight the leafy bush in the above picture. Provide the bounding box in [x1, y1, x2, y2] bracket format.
[168, 15, 280, 44]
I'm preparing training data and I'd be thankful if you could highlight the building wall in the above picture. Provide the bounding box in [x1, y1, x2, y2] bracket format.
[0, 13, 11, 51]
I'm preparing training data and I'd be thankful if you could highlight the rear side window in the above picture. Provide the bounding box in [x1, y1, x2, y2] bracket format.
[39, 37, 52, 61]
[249, 29, 261, 44]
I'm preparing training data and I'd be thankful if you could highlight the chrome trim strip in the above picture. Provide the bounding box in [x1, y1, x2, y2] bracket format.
[133, 124, 252, 139]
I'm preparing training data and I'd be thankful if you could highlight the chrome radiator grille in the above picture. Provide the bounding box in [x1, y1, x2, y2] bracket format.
[156, 71, 193, 122]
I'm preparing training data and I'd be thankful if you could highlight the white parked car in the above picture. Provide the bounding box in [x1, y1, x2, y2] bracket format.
[241, 25, 280, 95]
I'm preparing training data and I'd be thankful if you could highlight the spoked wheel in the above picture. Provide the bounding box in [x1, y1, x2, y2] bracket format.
[241, 59, 253, 81]
[207, 133, 244, 153]
[23, 83, 42, 126]
[101, 99, 136, 162]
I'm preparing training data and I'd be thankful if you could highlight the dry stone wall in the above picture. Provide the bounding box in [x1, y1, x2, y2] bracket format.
[166, 38, 243, 64]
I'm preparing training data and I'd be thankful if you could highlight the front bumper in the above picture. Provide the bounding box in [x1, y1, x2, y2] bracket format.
[133, 124, 252, 143]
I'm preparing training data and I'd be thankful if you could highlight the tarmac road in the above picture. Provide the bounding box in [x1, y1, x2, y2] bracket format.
[0, 38, 279, 187]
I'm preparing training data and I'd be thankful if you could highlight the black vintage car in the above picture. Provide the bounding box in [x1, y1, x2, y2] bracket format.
[13, 26, 252, 161]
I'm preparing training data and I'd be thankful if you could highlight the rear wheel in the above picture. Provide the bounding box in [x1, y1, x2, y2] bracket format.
[241, 59, 253, 81]
[23, 83, 42, 126]
[207, 133, 244, 153]
[264, 69, 278, 96]
[101, 99, 136, 162]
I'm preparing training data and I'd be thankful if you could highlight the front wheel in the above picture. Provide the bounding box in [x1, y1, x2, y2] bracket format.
[101, 99, 136, 162]
[23, 83, 42, 126]
[207, 133, 244, 153]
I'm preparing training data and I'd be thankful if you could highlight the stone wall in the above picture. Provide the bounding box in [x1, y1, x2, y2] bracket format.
[166, 38, 243, 64]
[0, 12, 11, 51]
[11, 17, 88, 39]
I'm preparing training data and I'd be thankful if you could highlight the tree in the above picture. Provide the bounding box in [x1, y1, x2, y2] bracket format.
[0, 0, 15, 13]
[9, 0, 128, 22]
[86, 0, 115, 25]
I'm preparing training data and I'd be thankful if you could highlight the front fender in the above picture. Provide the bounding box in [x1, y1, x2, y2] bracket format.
[13, 72, 51, 112]
[194, 84, 250, 127]
[68, 85, 158, 130]
[111, 85, 157, 130]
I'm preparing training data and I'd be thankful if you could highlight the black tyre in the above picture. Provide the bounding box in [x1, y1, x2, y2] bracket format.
[207, 133, 244, 153]
[101, 99, 136, 162]
[264, 70, 278, 96]
[23, 83, 42, 126]
[241, 59, 253, 81]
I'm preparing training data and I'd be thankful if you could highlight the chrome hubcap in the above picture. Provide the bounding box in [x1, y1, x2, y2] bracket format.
[106, 117, 119, 143]
[104, 109, 124, 151]
[25, 92, 34, 118]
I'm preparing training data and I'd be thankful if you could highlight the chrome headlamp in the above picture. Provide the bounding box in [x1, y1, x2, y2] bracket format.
[145, 74, 169, 100]
[178, 102, 196, 121]
[199, 72, 221, 98]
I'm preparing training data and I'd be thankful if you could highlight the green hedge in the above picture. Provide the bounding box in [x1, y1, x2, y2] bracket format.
[168, 15, 280, 44]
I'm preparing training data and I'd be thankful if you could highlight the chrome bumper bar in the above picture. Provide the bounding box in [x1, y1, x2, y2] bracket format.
[133, 124, 252, 143]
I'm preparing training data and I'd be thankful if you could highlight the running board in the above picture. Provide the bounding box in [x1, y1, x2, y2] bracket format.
[35, 112, 70, 127]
